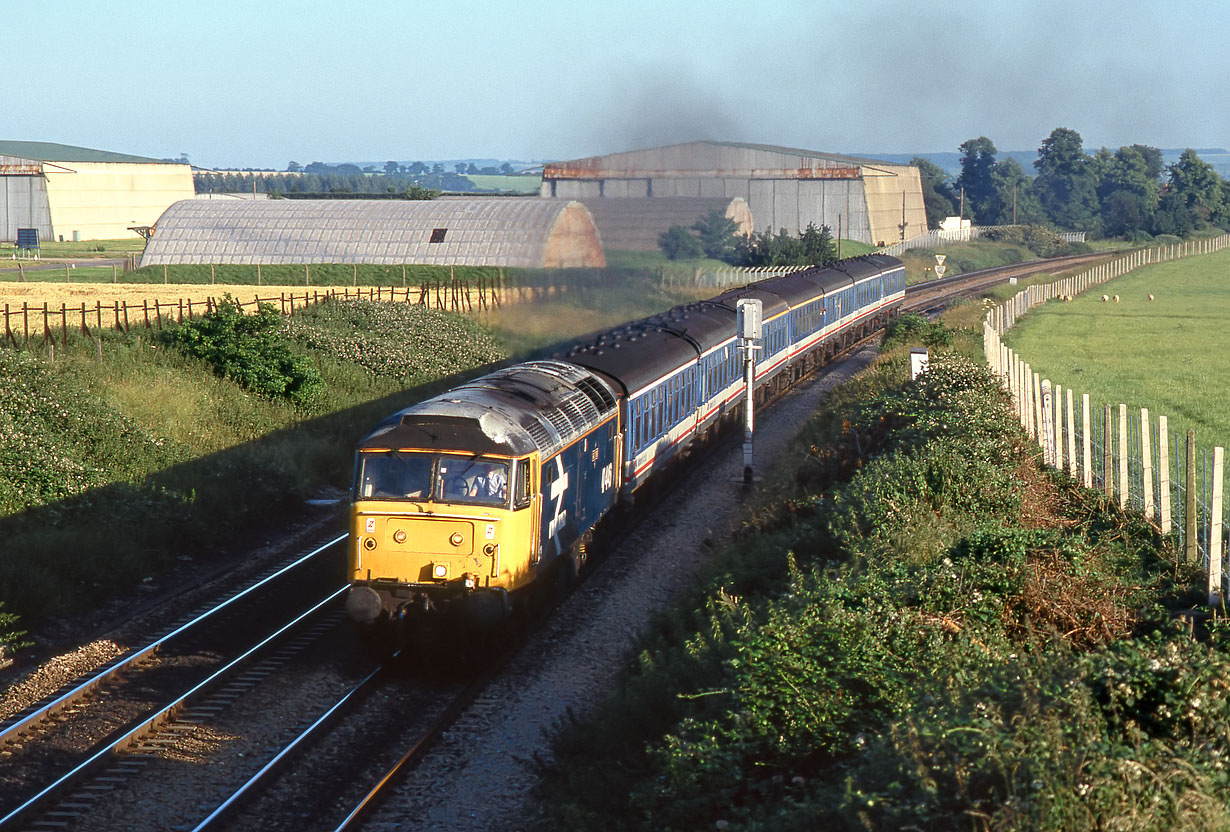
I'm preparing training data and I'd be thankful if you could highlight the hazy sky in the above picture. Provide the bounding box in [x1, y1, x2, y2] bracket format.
[7, 0, 1226, 169]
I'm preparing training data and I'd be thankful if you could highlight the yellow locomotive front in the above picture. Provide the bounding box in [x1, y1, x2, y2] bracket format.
[344, 360, 622, 642]
[346, 448, 539, 630]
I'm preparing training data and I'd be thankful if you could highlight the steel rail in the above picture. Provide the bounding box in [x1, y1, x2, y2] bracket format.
[330, 666, 497, 831]
[0, 533, 347, 749]
[191, 657, 393, 831]
[0, 585, 348, 829]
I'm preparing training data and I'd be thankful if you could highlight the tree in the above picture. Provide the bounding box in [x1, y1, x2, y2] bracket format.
[408, 161, 427, 175]
[384, 161, 401, 175]
[798, 223, 836, 265]
[692, 208, 738, 261]
[499, 162, 514, 175]
[1097, 146, 1160, 236]
[405, 185, 439, 200]
[659, 225, 703, 260]
[983, 158, 1045, 226]
[1034, 127, 1100, 232]
[956, 137, 997, 222]
[911, 157, 957, 229]
[1167, 149, 1223, 216]
[454, 162, 468, 175]
[431, 163, 444, 175]
[466, 163, 480, 175]
[286, 161, 302, 172]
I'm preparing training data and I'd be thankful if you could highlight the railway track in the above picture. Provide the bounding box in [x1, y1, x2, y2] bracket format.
[0, 535, 348, 829]
[902, 250, 1111, 314]
[0, 251, 1103, 830]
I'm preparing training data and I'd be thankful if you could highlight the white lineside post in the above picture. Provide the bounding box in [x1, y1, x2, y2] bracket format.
[1141, 408, 1154, 521]
[736, 298, 762, 485]
[1041, 381, 1055, 466]
[1159, 416, 1171, 534]
[1118, 403, 1129, 509]
[1066, 388, 1077, 478]
[1082, 393, 1092, 489]
[1210, 446, 1224, 608]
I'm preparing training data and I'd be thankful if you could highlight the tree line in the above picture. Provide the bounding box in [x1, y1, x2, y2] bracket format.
[920, 128, 1228, 239]
[194, 170, 476, 196]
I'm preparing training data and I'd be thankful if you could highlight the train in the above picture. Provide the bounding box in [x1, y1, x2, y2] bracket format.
[344, 254, 906, 640]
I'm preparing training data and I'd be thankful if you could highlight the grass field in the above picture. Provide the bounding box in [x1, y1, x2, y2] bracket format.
[1003, 247, 1230, 450]
[0, 238, 146, 258]
[464, 174, 541, 193]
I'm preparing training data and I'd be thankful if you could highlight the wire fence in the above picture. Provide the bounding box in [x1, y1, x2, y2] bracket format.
[984, 233, 1230, 604]
[878, 225, 1086, 257]
[1, 277, 511, 349]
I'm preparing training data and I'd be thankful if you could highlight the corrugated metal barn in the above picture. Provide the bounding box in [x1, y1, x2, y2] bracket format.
[140, 198, 606, 268]
[0, 141, 194, 242]
[540, 141, 928, 246]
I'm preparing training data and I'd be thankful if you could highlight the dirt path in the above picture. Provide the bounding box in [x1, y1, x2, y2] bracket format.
[0, 282, 328, 311]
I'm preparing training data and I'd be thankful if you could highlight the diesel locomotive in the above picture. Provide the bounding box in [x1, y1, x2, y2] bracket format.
[345, 254, 906, 638]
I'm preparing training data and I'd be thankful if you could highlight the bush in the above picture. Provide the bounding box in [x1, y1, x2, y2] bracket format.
[659, 225, 703, 260]
[881, 311, 953, 350]
[158, 297, 323, 407]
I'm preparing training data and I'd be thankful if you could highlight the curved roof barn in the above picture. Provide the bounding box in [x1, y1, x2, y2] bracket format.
[141, 198, 605, 268]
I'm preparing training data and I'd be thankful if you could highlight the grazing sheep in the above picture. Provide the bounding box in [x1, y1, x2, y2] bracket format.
[1102, 294, 1109, 302]
[1148, 294, 1155, 301]
[1113, 295, 1120, 302]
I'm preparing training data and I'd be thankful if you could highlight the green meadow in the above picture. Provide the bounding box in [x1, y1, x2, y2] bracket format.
[1003, 247, 1230, 451]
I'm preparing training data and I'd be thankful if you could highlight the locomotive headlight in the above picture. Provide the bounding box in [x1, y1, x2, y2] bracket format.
[450, 532, 464, 547]
[483, 543, 496, 556]
[362, 537, 377, 551]
[433, 563, 448, 579]
[392, 529, 407, 544]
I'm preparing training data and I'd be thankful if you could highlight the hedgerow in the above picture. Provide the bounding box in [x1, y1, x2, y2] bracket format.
[537, 347, 1214, 830]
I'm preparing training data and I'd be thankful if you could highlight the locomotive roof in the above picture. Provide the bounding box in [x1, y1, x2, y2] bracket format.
[357, 360, 619, 459]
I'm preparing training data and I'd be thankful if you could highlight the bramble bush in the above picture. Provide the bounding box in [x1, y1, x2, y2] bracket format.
[158, 297, 323, 407]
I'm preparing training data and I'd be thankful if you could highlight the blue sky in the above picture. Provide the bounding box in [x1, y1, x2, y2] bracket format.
[7, 0, 1227, 169]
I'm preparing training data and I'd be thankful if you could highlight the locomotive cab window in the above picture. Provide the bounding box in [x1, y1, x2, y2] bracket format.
[356, 451, 432, 500]
[512, 459, 533, 509]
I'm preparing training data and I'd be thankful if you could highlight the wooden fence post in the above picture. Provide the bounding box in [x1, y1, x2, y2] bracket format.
[1103, 404, 1115, 498]
[1159, 416, 1171, 534]
[1066, 388, 1077, 478]
[1187, 430, 1198, 564]
[1118, 403, 1129, 509]
[1210, 446, 1224, 608]
[1041, 380, 1055, 466]
[1053, 383, 1063, 470]
[1142, 408, 1154, 521]
[1033, 372, 1043, 446]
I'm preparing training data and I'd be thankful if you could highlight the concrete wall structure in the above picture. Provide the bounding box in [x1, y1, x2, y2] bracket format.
[540, 141, 928, 246]
[141, 198, 606, 269]
[0, 142, 194, 242]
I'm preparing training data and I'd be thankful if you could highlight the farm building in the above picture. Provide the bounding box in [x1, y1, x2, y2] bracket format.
[140, 198, 605, 268]
[540, 141, 928, 246]
[562, 196, 753, 252]
[0, 141, 194, 242]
